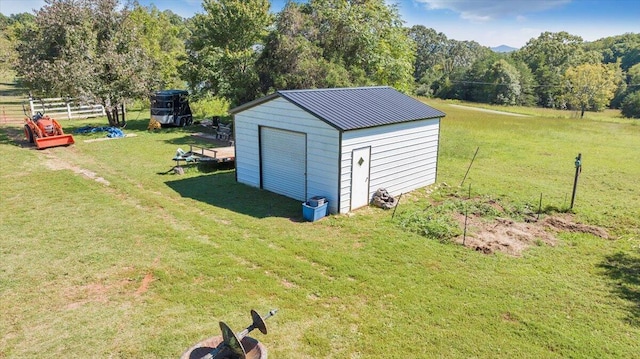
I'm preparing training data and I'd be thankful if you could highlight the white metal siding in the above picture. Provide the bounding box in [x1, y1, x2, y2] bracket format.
[339, 119, 440, 213]
[234, 97, 341, 213]
[261, 127, 306, 200]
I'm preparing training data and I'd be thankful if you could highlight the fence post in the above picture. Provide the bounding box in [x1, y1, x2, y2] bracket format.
[66, 98, 72, 120]
[29, 97, 35, 116]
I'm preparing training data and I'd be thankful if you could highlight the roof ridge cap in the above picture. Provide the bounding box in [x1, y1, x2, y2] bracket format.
[278, 86, 391, 95]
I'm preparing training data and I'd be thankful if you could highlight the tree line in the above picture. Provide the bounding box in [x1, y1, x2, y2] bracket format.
[1, 0, 640, 124]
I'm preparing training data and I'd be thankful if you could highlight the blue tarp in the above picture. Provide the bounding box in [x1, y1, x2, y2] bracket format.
[75, 126, 125, 138]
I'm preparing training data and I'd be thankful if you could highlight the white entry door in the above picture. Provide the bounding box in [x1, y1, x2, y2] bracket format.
[350, 147, 371, 210]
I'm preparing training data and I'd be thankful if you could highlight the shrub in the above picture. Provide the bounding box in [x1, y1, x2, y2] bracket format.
[190, 95, 230, 120]
[396, 205, 462, 242]
[621, 91, 640, 118]
[127, 98, 149, 111]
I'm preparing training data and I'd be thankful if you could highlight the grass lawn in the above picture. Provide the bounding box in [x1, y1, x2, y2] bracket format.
[1, 84, 639, 358]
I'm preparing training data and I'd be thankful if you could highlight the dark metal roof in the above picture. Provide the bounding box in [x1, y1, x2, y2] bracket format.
[229, 86, 445, 131]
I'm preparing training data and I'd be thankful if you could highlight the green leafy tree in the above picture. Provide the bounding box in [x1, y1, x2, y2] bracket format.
[627, 63, 640, 88]
[0, 13, 36, 78]
[0, 14, 10, 76]
[311, 0, 415, 92]
[585, 33, 640, 71]
[14, 0, 156, 126]
[0, 28, 14, 77]
[486, 59, 522, 105]
[128, 4, 188, 89]
[0, 14, 8, 29]
[609, 53, 640, 108]
[257, 2, 351, 90]
[621, 90, 640, 118]
[511, 60, 537, 106]
[409, 25, 491, 98]
[183, 0, 272, 105]
[619, 57, 640, 117]
[259, 0, 414, 94]
[456, 51, 500, 103]
[516, 31, 587, 108]
[563, 63, 621, 118]
[409, 26, 449, 83]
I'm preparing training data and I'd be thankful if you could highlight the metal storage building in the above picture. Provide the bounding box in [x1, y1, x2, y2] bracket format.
[229, 86, 445, 214]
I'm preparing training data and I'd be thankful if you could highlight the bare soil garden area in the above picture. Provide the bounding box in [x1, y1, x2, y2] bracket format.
[455, 212, 610, 256]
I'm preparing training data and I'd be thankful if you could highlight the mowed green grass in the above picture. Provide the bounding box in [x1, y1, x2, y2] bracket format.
[1, 89, 639, 358]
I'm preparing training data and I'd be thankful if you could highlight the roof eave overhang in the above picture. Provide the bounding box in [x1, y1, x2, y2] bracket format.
[341, 114, 444, 132]
[228, 93, 281, 115]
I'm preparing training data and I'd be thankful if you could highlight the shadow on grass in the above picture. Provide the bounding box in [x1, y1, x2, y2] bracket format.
[0, 84, 28, 98]
[160, 126, 224, 147]
[164, 171, 303, 220]
[599, 251, 640, 326]
[122, 118, 151, 131]
[0, 126, 27, 147]
[163, 134, 220, 147]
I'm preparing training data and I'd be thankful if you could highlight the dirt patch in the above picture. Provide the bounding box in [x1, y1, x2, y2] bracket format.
[64, 281, 130, 310]
[281, 278, 296, 289]
[455, 214, 610, 256]
[135, 273, 154, 295]
[65, 285, 108, 309]
[543, 215, 610, 239]
[44, 153, 110, 186]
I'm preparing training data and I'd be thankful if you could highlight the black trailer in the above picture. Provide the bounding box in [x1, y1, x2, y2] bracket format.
[150, 90, 193, 127]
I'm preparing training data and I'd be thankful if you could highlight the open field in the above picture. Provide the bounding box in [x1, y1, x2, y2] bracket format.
[1, 84, 640, 358]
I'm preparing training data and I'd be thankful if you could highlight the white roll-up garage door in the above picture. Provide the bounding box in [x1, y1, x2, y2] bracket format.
[260, 127, 306, 200]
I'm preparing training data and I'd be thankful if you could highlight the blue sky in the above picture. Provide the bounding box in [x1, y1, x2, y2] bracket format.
[1, 0, 638, 48]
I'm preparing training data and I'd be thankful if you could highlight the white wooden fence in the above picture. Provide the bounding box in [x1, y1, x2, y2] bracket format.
[29, 97, 106, 120]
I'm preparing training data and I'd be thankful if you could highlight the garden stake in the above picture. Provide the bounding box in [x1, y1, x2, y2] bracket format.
[570, 153, 582, 209]
[460, 147, 479, 187]
[392, 193, 404, 219]
[463, 206, 468, 245]
[538, 193, 543, 220]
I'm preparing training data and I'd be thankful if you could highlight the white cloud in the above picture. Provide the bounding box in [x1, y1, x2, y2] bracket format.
[460, 12, 490, 22]
[415, 0, 571, 21]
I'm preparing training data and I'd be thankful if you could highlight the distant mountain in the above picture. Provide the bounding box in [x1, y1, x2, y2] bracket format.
[491, 45, 518, 53]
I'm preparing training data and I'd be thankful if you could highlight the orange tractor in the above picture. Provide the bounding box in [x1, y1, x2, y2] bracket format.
[23, 104, 75, 149]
